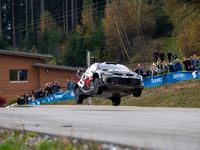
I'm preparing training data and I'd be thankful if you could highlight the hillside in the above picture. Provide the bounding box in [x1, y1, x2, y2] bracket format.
[48, 78, 200, 108]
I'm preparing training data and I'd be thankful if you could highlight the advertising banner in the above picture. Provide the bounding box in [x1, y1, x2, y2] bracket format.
[144, 71, 200, 88]
[27, 90, 75, 105]
[143, 75, 166, 88]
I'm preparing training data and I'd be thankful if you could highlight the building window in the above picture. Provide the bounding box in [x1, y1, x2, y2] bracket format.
[10, 70, 28, 82]
[10, 70, 18, 81]
[19, 70, 27, 81]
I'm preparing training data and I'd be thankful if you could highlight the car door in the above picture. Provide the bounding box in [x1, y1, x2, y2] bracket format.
[83, 64, 96, 92]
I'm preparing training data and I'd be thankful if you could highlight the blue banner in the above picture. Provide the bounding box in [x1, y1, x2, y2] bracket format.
[143, 75, 166, 88]
[27, 90, 75, 105]
[144, 71, 200, 88]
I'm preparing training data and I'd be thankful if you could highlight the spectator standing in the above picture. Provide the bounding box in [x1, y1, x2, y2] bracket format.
[71, 78, 75, 90]
[167, 51, 172, 62]
[156, 57, 161, 66]
[154, 50, 159, 62]
[189, 55, 194, 65]
[142, 64, 147, 72]
[66, 78, 72, 90]
[192, 55, 199, 70]
[174, 59, 182, 72]
[161, 60, 168, 73]
[142, 68, 151, 77]
[135, 64, 143, 75]
[55, 81, 60, 92]
[172, 52, 177, 60]
[150, 63, 158, 76]
[183, 57, 190, 71]
[159, 50, 165, 62]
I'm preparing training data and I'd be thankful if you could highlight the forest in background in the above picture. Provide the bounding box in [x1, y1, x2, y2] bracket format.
[0, 0, 199, 67]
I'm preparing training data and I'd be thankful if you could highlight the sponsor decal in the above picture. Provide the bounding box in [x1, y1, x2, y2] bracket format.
[54, 95, 63, 99]
[151, 77, 163, 83]
[173, 74, 185, 79]
[71, 91, 75, 97]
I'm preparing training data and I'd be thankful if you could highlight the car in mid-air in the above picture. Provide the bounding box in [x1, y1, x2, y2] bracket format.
[74, 62, 144, 106]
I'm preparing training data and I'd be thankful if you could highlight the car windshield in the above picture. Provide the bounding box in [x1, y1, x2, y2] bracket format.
[98, 64, 130, 71]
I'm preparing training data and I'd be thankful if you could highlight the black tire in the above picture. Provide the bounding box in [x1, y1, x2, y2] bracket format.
[133, 89, 142, 97]
[111, 97, 121, 106]
[75, 87, 83, 104]
[94, 78, 103, 94]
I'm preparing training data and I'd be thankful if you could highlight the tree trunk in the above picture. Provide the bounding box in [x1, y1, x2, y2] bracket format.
[0, 0, 2, 39]
[119, 9, 135, 53]
[66, 0, 69, 36]
[12, 0, 16, 47]
[31, 0, 34, 27]
[41, 0, 44, 15]
[63, 0, 65, 30]
[96, 0, 98, 10]
[57, 0, 60, 28]
[113, 7, 130, 60]
[71, 0, 74, 31]
[89, 5, 93, 25]
[75, 0, 78, 25]
[106, 0, 109, 5]
[26, 0, 28, 37]
[138, 0, 146, 45]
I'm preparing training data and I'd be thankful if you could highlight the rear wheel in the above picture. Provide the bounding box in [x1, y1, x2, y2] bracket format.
[94, 78, 103, 94]
[111, 97, 121, 106]
[133, 89, 142, 97]
[75, 87, 83, 104]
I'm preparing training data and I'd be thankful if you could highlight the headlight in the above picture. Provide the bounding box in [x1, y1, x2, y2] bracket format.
[103, 72, 113, 75]
[139, 75, 143, 81]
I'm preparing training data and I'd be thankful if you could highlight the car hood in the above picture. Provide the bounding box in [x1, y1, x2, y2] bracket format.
[101, 70, 138, 76]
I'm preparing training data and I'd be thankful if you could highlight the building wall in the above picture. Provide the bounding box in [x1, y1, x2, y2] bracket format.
[0, 54, 79, 102]
[39, 67, 78, 89]
[0, 55, 42, 101]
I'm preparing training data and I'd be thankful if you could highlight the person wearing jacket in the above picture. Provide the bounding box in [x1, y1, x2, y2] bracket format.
[66, 78, 72, 90]
[174, 59, 182, 72]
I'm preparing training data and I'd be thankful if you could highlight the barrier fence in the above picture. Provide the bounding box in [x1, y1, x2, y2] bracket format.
[143, 71, 200, 88]
[27, 90, 75, 105]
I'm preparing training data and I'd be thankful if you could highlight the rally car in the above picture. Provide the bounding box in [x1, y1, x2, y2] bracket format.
[74, 62, 144, 106]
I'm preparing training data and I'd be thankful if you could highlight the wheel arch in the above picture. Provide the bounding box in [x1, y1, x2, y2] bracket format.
[93, 73, 99, 82]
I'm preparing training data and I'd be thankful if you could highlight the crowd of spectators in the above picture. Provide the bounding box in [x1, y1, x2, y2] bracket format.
[16, 81, 61, 105]
[134, 51, 199, 77]
[16, 78, 77, 105]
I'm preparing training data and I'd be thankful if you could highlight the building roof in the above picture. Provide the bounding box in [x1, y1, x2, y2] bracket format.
[0, 49, 52, 59]
[32, 63, 80, 71]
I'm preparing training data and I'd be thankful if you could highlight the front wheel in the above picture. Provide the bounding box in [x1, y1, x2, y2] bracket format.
[133, 89, 142, 97]
[75, 87, 83, 104]
[111, 97, 121, 106]
[94, 78, 103, 94]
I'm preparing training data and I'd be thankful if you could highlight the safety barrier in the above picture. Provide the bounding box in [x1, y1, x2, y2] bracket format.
[143, 71, 200, 88]
[27, 90, 75, 105]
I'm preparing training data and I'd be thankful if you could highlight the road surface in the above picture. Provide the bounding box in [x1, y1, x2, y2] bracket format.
[1, 105, 200, 150]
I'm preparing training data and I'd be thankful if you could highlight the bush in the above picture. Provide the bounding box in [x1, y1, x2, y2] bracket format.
[6, 98, 16, 106]
[0, 97, 6, 107]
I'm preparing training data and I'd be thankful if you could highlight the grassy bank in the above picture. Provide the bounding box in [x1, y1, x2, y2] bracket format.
[48, 78, 200, 108]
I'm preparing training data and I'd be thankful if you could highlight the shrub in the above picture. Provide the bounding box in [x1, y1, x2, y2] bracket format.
[0, 97, 6, 107]
[6, 98, 16, 106]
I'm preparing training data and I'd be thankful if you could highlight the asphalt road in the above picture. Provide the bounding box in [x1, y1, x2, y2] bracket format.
[1, 105, 200, 150]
